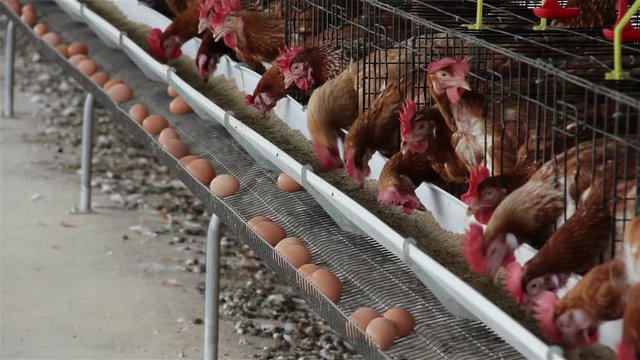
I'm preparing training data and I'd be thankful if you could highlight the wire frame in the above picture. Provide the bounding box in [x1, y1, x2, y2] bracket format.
[283, 0, 639, 263]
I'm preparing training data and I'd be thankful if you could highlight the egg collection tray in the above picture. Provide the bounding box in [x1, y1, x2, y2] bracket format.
[0, 1, 531, 359]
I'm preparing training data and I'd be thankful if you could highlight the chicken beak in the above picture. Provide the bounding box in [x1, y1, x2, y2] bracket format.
[283, 74, 295, 89]
[401, 142, 411, 155]
[466, 199, 480, 215]
[212, 27, 229, 42]
[489, 264, 501, 283]
[198, 21, 209, 34]
[457, 78, 471, 91]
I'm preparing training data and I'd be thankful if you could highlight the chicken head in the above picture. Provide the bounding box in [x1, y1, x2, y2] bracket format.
[462, 222, 517, 278]
[198, 0, 215, 34]
[427, 57, 471, 104]
[504, 262, 567, 305]
[211, 0, 242, 48]
[147, 28, 183, 61]
[344, 148, 372, 187]
[461, 165, 494, 224]
[555, 309, 599, 347]
[277, 46, 313, 90]
[377, 174, 426, 215]
[399, 99, 434, 155]
[312, 142, 341, 171]
[532, 291, 599, 347]
[245, 92, 276, 115]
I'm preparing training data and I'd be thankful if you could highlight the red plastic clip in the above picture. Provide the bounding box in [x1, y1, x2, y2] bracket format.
[603, 0, 640, 42]
[533, 0, 580, 20]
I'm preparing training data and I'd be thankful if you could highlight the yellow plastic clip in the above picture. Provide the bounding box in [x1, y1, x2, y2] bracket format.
[605, 0, 640, 80]
[468, 0, 484, 30]
[533, 0, 548, 31]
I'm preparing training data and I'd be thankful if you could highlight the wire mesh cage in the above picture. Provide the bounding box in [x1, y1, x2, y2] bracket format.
[282, 0, 639, 263]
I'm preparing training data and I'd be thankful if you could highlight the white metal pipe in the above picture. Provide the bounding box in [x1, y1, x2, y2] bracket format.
[204, 214, 221, 360]
[2, 20, 15, 118]
[79, 93, 94, 213]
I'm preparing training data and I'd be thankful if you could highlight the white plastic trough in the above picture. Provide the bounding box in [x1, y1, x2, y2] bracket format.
[51, 1, 602, 358]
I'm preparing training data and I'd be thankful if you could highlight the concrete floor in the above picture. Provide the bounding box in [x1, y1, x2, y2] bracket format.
[0, 96, 264, 359]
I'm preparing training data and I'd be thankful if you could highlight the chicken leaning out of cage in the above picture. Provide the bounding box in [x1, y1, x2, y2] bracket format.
[133, 0, 640, 357]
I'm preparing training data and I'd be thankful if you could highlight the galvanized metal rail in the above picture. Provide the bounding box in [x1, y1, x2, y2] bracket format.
[0, 2, 528, 359]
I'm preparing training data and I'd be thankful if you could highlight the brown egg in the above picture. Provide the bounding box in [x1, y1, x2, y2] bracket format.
[67, 42, 89, 57]
[55, 44, 69, 58]
[252, 221, 286, 246]
[169, 96, 192, 115]
[158, 127, 179, 145]
[209, 174, 240, 198]
[107, 84, 133, 103]
[365, 318, 396, 349]
[21, 4, 35, 14]
[68, 54, 88, 66]
[128, 103, 149, 123]
[383, 308, 415, 337]
[274, 237, 304, 251]
[167, 85, 178, 97]
[311, 269, 342, 303]
[163, 139, 189, 158]
[350, 307, 380, 330]
[298, 264, 320, 278]
[186, 159, 216, 184]
[179, 155, 199, 166]
[77, 59, 98, 76]
[102, 78, 123, 91]
[33, 23, 48, 36]
[142, 115, 169, 135]
[41, 32, 61, 46]
[248, 216, 272, 228]
[21, 11, 36, 27]
[278, 244, 311, 268]
[277, 173, 303, 192]
[88, 72, 108, 86]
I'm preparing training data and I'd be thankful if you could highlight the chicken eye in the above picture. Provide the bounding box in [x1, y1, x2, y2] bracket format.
[226, 17, 232, 23]
[439, 71, 448, 78]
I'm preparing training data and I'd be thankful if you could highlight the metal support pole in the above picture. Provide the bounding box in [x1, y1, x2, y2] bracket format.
[79, 94, 94, 213]
[204, 214, 222, 360]
[3, 20, 15, 118]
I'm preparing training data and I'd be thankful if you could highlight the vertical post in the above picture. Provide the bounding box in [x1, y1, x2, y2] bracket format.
[467, 0, 484, 30]
[533, 0, 549, 31]
[204, 214, 221, 360]
[79, 94, 94, 213]
[605, 0, 640, 80]
[3, 20, 15, 118]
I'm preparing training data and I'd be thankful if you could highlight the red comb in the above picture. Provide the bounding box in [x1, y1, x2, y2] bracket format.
[212, 0, 242, 29]
[532, 291, 562, 343]
[147, 28, 166, 60]
[462, 223, 489, 275]
[245, 94, 255, 105]
[198, 0, 208, 19]
[147, 28, 182, 60]
[427, 57, 470, 77]
[617, 342, 636, 360]
[504, 262, 525, 304]
[276, 45, 306, 72]
[461, 165, 490, 204]
[400, 99, 417, 140]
